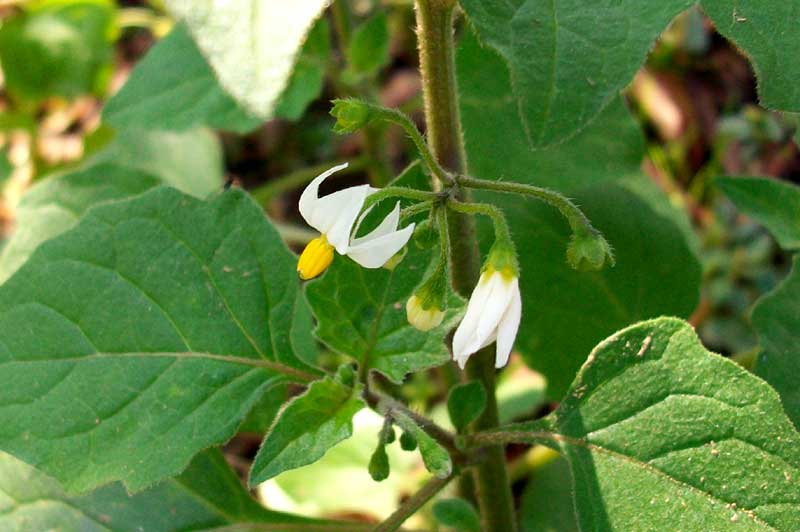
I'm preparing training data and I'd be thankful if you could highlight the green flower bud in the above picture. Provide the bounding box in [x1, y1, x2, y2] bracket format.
[567, 229, 615, 271]
[368, 444, 390, 481]
[406, 260, 447, 332]
[399, 430, 417, 451]
[330, 98, 373, 134]
[413, 219, 438, 249]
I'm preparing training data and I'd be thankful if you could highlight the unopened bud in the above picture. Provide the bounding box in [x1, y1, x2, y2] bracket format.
[567, 230, 615, 271]
[330, 98, 373, 134]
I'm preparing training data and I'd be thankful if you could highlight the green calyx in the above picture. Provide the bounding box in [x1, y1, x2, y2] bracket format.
[330, 98, 374, 133]
[485, 238, 519, 278]
[413, 264, 447, 312]
[566, 228, 615, 271]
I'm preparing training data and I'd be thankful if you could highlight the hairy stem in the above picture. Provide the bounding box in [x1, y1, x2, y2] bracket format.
[459, 176, 598, 235]
[372, 474, 454, 532]
[415, 1, 517, 530]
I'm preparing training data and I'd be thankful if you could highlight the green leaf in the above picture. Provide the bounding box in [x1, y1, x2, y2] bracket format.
[520, 454, 579, 532]
[0, 164, 160, 283]
[447, 381, 486, 432]
[274, 18, 331, 122]
[0, 448, 345, 531]
[717, 176, 800, 251]
[346, 12, 390, 76]
[700, 1, 800, 111]
[164, 0, 331, 118]
[306, 244, 461, 383]
[249, 374, 365, 485]
[0, 0, 116, 103]
[457, 29, 645, 189]
[90, 127, 224, 198]
[498, 318, 800, 531]
[458, 0, 692, 146]
[493, 183, 701, 398]
[391, 410, 452, 479]
[102, 23, 261, 134]
[0, 186, 320, 493]
[753, 256, 800, 429]
[239, 381, 290, 434]
[432, 498, 482, 532]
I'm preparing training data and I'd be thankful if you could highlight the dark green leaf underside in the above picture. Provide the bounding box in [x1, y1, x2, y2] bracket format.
[717, 176, 800, 251]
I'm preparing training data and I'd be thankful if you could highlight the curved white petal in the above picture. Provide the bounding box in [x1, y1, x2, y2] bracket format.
[298, 162, 349, 227]
[452, 275, 494, 368]
[494, 280, 521, 368]
[347, 222, 415, 268]
[474, 272, 515, 347]
[320, 185, 372, 253]
[351, 202, 401, 245]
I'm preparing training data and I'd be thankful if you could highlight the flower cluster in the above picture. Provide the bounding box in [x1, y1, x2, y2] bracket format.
[296, 164, 522, 371]
[296, 163, 415, 280]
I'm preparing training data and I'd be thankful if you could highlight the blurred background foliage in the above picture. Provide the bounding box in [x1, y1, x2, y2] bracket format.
[0, 0, 797, 529]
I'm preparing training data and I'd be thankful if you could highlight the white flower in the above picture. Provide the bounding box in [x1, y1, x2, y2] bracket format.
[452, 268, 521, 369]
[297, 163, 415, 279]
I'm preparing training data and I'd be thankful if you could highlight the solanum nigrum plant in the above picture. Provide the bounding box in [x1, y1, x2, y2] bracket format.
[0, 1, 799, 531]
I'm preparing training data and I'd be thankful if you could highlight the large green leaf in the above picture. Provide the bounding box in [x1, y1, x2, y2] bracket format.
[103, 23, 261, 134]
[458, 30, 644, 189]
[700, 0, 800, 112]
[458, 0, 693, 146]
[0, 164, 160, 283]
[753, 256, 800, 429]
[0, 0, 116, 103]
[0, 448, 355, 531]
[717, 176, 800, 251]
[0, 187, 320, 493]
[164, 0, 331, 118]
[249, 374, 365, 485]
[492, 318, 800, 531]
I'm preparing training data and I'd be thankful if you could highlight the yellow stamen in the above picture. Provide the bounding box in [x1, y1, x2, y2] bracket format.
[297, 235, 335, 280]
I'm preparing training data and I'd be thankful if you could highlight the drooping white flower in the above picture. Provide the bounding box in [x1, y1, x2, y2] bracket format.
[452, 267, 521, 369]
[297, 163, 415, 279]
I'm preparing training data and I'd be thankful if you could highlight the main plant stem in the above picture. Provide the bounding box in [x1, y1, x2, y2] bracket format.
[414, 2, 517, 531]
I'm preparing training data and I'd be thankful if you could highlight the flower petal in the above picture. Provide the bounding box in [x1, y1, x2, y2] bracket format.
[298, 162, 349, 228]
[474, 272, 515, 347]
[351, 202, 401, 245]
[347, 222, 415, 268]
[452, 274, 494, 367]
[319, 185, 373, 253]
[494, 279, 521, 368]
